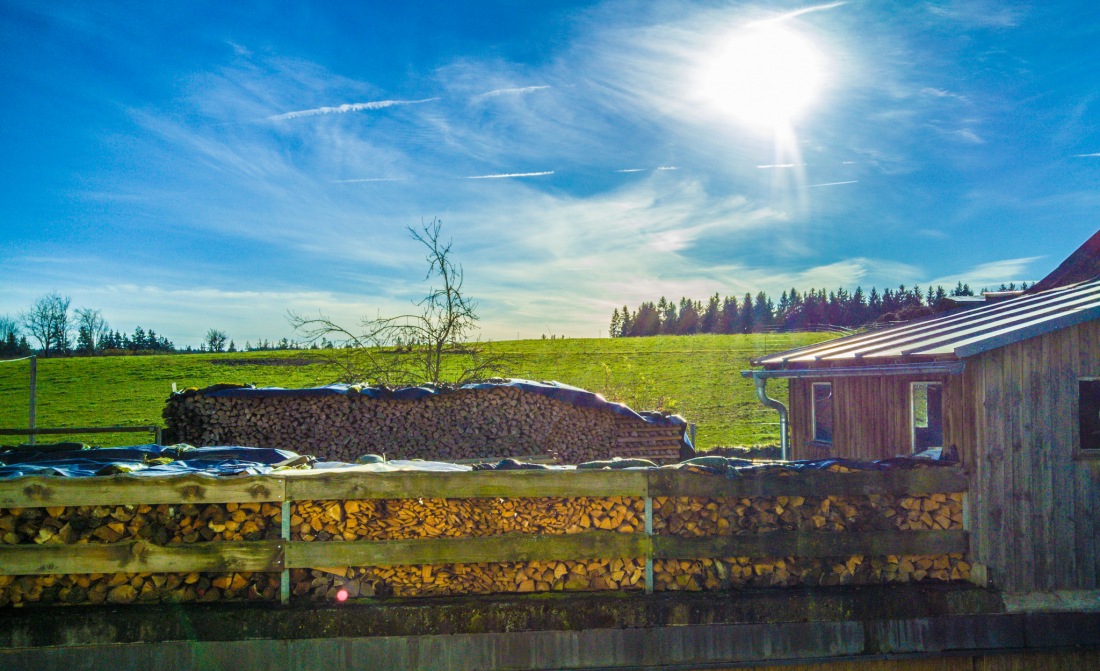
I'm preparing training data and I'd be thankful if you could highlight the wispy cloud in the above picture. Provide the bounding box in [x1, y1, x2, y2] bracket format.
[925, 1, 1027, 28]
[921, 87, 970, 103]
[333, 177, 408, 183]
[465, 171, 555, 179]
[749, 1, 848, 26]
[929, 256, 1044, 288]
[616, 168, 646, 173]
[472, 85, 550, 102]
[1073, 152, 1100, 158]
[757, 163, 799, 169]
[266, 98, 438, 121]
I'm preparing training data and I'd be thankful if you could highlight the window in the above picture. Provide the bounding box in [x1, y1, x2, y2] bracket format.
[812, 382, 833, 444]
[1079, 380, 1100, 452]
[911, 382, 943, 451]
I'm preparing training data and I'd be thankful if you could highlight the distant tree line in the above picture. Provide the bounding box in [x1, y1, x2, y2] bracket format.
[610, 281, 1029, 338]
[0, 292, 352, 360]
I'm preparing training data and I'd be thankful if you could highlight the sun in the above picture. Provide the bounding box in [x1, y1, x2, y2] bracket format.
[699, 24, 824, 130]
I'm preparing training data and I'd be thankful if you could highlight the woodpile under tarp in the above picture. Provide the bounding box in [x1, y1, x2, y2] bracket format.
[162, 380, 690, 464]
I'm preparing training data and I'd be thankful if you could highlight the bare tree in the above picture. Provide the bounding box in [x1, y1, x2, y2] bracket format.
[205, 328, 228, 353]
[75, 307, 109, 355]
[22, 292, 71, 357]
[289, 218, 510, 385]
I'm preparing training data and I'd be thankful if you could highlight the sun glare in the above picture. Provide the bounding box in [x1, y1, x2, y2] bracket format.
[700, 24, 824, 130]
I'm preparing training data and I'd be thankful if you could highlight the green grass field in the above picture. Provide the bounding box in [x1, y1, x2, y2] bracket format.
[0, 333, 831, 450]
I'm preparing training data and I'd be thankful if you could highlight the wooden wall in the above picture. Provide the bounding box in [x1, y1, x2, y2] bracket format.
[968, 319, 1100, 592]
[784, 318, 1100, 591]
[788, 373, 963, 463]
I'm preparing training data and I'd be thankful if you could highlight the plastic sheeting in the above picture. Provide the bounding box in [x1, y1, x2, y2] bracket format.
[670, 454, 961, 477]
[0, 444, 302, 479]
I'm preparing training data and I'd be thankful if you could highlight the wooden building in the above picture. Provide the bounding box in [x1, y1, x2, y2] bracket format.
[744, 233, 1100, 593]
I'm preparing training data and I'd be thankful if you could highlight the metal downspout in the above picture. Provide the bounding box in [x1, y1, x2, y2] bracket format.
[751, 374, 789, 460]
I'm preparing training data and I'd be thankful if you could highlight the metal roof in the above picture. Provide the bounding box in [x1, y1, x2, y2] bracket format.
[753, 275, 1100, 367]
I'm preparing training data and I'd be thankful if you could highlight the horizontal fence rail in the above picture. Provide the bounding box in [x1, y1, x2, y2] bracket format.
[0, 466, 971, 600]
[0, 425, 163, 444]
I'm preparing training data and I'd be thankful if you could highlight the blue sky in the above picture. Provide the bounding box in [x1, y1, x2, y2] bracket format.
[2, 1, 1099, 346]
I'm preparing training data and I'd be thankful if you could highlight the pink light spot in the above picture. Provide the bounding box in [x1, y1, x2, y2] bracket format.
[336, 589, 348, 602]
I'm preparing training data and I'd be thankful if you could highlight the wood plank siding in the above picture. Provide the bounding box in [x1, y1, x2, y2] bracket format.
[785, 319, 1100, 591]
[789, 373, 962, 463]
[967, 319, 1100, 591]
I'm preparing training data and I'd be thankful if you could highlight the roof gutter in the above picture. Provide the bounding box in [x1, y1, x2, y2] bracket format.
[747, 375, 789, 461]
[740, 361, 966, 380]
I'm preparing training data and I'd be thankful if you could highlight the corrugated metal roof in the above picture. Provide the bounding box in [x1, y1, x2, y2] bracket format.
[754, 276, 1100, 367]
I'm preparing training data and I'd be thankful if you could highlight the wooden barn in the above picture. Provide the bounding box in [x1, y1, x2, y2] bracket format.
[743, 232, 1100, 593]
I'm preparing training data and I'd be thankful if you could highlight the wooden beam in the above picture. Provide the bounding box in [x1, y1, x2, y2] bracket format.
[652, 530, 969, 559]
[283, 469, 649, 501]
[647, 468, 968, 499]
[285, 531, 651, 568]
[0, 474, 285, 508]
[0, 540, 283, 576]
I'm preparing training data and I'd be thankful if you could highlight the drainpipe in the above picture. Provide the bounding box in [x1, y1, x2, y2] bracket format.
[751, 373, 789, 460]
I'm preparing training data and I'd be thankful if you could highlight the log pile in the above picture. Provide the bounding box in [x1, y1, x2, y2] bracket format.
[0, 571, 278, 608]
[0, 470, 969, 607]
[162, 384, 686, 464]
[0, 502, 283, 607]
[612, 416, 684, 462]
[291, 496, 645, 541]
[649, 492, 966, 589]
[652, 493, 965, 536]
[292, 559, 647, 600]
[0, 502, 283, 545]
[652, 553, 971, 591]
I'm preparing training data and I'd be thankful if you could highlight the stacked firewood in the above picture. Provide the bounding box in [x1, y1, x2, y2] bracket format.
[0, 502, 282, 607]
[0, 502, 282, 545]
[0, 571, 278, 607]
[653, 553, 971, 591]
[293, 558, 647, 600]
[163, 385, 685, 464]
[650, 492, 965, 590]
[291, 496, 645, 541]
[289, 495, 647, 598]
[652, 493, 965, 535]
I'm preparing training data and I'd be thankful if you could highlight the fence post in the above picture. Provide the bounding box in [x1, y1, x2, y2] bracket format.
[281, 500, 291, 604]
[28, 356, 37, 446]
[644, 495, 654, 594]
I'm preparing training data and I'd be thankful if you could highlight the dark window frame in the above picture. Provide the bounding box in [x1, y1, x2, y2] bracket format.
[910, 381, 944, 452]
[811, 381, 834, 446]
[1078, 378, 1100, 457]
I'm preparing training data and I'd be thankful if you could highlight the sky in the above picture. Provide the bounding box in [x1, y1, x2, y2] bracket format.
[2, 0, 1099, 347]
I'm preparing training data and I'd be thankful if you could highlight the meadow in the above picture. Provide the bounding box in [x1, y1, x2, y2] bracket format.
[0, 333, 830, 450]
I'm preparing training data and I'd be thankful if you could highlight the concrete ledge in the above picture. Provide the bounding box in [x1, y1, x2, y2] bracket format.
[8, 585, 1096, 671]
[0, 584, 1002, 649]
[2, 613, 1098, 671]
[1003, 589, 1100, 613]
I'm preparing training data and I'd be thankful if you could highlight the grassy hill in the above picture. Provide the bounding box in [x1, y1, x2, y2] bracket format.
[0, 333, 831, 450]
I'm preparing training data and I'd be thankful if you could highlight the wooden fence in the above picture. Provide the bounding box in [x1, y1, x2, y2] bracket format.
[0, 465, 970, 604]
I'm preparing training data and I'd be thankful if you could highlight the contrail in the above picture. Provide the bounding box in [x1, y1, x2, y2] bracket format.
[802, 180, 858, 188]
[267, 98, 438, 121]
[750, 1, 848, 25]
[465, 171, 554, 179]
